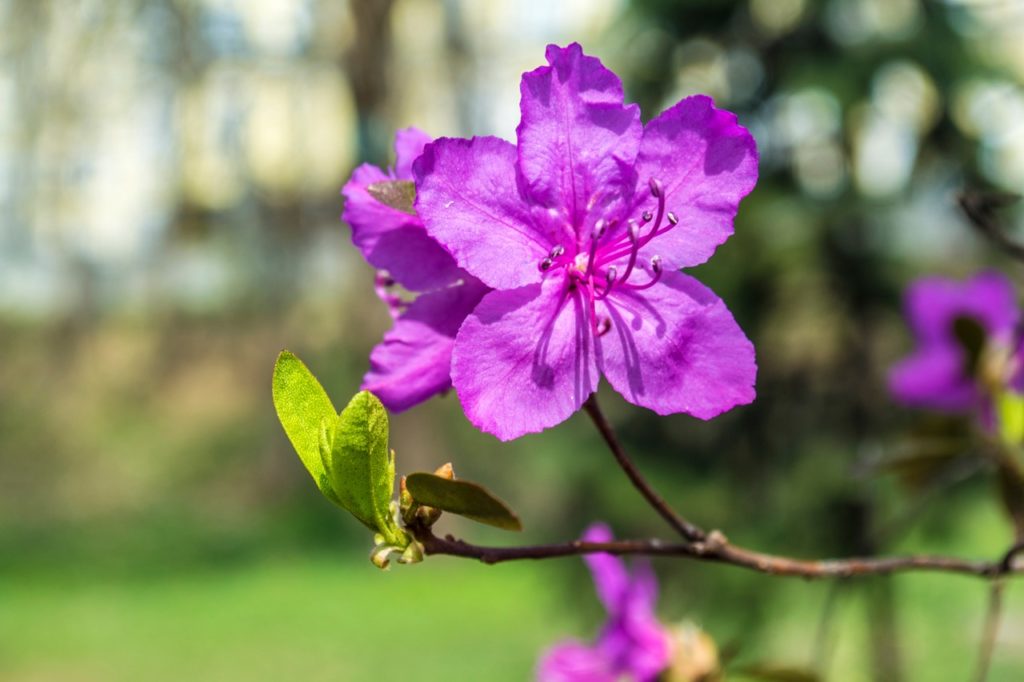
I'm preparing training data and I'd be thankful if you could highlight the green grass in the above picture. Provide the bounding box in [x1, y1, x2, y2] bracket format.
[3, 500, 1024, 681]
[0, 553, 575, 682]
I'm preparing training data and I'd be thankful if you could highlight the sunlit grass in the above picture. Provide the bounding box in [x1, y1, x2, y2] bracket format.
[0, 552, 575, 682]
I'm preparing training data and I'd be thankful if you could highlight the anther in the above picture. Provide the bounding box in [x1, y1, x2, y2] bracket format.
[605, 266, 618, 284]
[596, 317, 612, 336]
[625, 255, 663, 291]
[666, 212, 678, 226]
[549, 244, 565, 258]
[539, 258, 553, 271]
[641, 210, 653, 224]
[592, 218, 607, 240]
[628, 220, 640, 243]
[649, 177, 662, 198]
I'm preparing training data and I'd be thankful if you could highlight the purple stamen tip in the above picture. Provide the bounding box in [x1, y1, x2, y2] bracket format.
[666, 211, 678, 226]
[539, 257, 553, 271]
[628, 220, 640, 243]
[596, 317, 612, 336]
[606, 266, 618, 284]
[641, 210, 653, 223]
[592, 218, 607, 240]
[649, 177, 662, 198]
[550, 244, 565, 258]
[651, 255, 662, 273]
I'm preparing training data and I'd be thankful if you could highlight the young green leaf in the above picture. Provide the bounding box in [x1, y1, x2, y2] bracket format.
[998, 391, 1024, 446]
[272, 350, 340, 504]
[322, 391, 405, 545]
[405, 473, 523, 531]
[367, 180, 416, 215]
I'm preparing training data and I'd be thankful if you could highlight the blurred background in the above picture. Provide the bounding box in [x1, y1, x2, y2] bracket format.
[3, 0, 1024, 679]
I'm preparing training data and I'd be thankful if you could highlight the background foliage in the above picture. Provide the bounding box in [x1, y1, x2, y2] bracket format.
[3, 0, 1024, 679]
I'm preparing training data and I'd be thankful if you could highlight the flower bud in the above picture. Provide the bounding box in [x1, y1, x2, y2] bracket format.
[665, 622, 720, 682]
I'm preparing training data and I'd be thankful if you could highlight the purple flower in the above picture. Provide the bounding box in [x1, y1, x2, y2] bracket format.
[342, 128, 490, 412]
[413, 43, 758, 440]
[537, 524, 671, 682]
[889, 271, 1023, 414]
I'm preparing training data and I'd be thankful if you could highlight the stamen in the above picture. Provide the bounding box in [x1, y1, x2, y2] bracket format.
[538, 257, 553, 272]
[595, 317, 612, 337]
[666, 212, 678, 226]
[617, 220, 641, 285]
[549, 244, 565, 258]
[649, 177, 662, 198]
[595, 266, 618, 300]
[596, 177, 670, 265]
[626, 256, 663, 291]
[585, 220, 607, 278]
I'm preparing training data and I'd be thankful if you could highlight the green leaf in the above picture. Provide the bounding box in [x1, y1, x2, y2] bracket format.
[322, 391, 404, 545]
[367, 180, 416, 215]
[405, 473, 522, 531]
[998, 391, 1024, 445]
[272, 350, 339, 504]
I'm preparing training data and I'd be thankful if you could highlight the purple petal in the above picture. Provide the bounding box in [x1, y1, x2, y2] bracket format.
[393, 127, 432, 178]
[613, 562, 671, 681]
[362, 279, 489, 412]
[450, 277, 599, 440]
[631, 95, 758, 270]
[341, 163, 461, 292]
[537, 641, 615, 682]
[517, 43, 642, 238]
[415, 136, 553, 290]
[598, 615, 670, 682]
[581, 523, 630, 615]
[888, 348, 980, 412]
[906, 271, 1019, 346]
[598, 270, 756, 419]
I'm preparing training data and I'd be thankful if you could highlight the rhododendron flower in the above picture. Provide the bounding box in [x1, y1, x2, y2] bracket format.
[414, 43, 758, 440]
[537, 524, 671, 682]
[889, 271, 1024, 415]
[342, 128, 489, 411]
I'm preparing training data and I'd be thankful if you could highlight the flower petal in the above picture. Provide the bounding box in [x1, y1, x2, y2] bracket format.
[451, 277, 599, 440]
[362, 279, 489, 412]
[906, 271, 1019, 345]
[537, 641, 615, 682]
[415, 136, 552, 290]
[888, 348, 980, 412]
[581, 523, 629, 615]
[517, 43, 642, 237]
[341, 163, 461, 292]
[598, 271, 756, 419]
[393, 127, 432, 178]
[632, 95, 758, 270]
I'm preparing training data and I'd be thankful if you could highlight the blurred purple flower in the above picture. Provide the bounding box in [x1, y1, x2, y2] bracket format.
[341, 128, 489, 412]
[889, 271, 1023, 414]
[537, 524, 671, 682]
[414, 43, 757, 440]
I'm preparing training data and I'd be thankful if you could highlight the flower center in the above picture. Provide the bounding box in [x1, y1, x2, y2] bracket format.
[536, 177, 678, 337]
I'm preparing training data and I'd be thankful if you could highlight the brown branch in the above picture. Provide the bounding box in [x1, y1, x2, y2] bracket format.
[413, 528, 1024, 580]
[407, 397, 1024, 583]
[958, 189, 1024, 262]
[972, 578, 1006, 682]
[583, 395, 707, 542]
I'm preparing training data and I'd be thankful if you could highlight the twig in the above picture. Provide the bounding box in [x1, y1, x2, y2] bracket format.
[413, 529, 1024, 580]
[958, 189, 1024, 261]
[583, 395, 707, 542]
[972, 579, 1006, 682]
